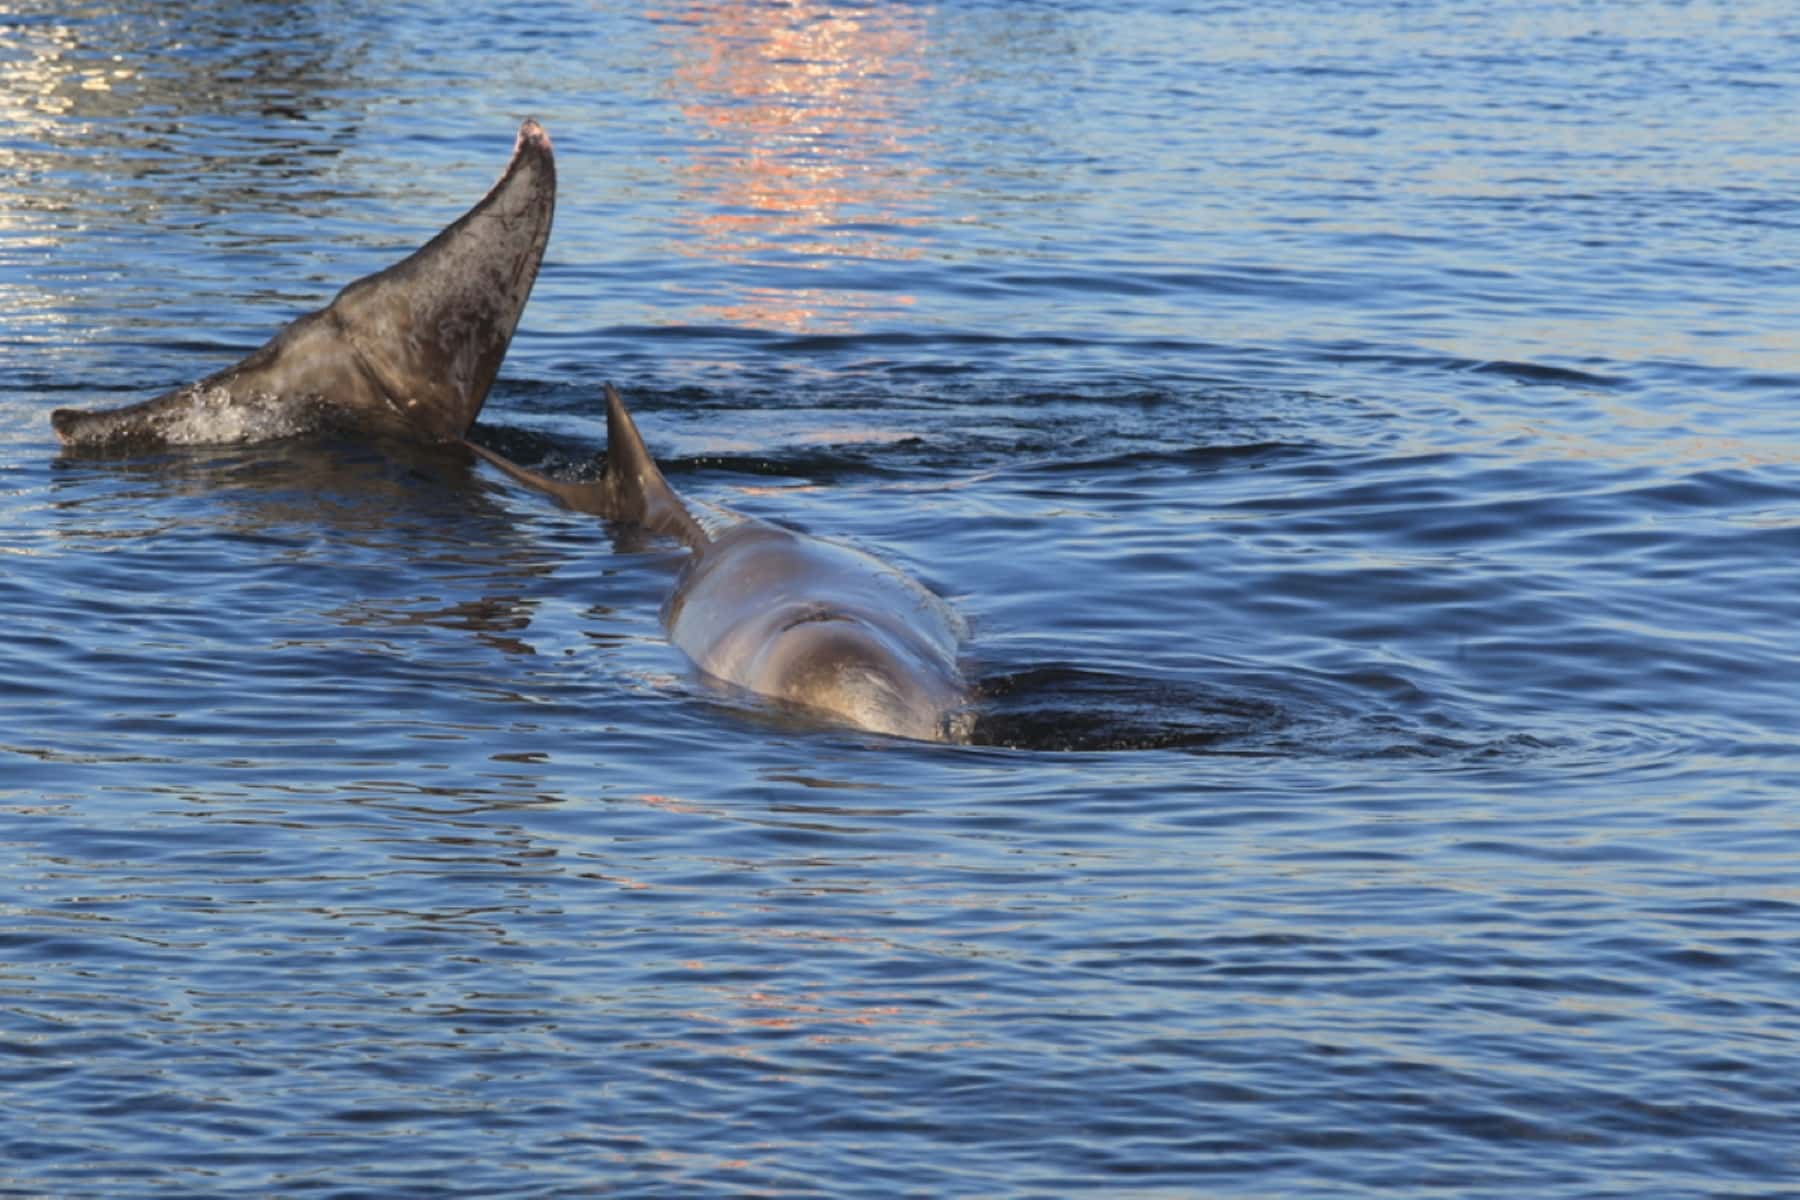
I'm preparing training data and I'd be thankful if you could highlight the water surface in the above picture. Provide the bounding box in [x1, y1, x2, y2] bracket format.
[3, 2, 1799, 1196]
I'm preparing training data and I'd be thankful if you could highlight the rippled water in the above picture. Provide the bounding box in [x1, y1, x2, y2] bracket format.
[4, 1, 1799, 1196]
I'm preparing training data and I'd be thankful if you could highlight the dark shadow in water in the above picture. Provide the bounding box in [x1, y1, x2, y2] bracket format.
[51, 434, 489, 520]
[968, 665, 1290, 754]
[964, 662, 1565, 762]
[45, 436, 565, 658]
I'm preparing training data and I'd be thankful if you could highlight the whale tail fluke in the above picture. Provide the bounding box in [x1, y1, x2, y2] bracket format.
[330, 118, 557, 441]
[53, 119, 556, 451]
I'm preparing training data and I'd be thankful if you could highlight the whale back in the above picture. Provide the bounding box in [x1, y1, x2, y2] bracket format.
[664, 521, 969, 741]
[465, 385, 971, 741]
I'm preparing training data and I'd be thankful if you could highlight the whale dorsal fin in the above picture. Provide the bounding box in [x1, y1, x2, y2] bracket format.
[464, 384, 706, 548]
[599, 384, 705, 545]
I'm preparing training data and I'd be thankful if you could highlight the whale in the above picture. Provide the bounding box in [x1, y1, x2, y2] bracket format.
[465, 386, 972, 742]
[52, 119, 556, 451]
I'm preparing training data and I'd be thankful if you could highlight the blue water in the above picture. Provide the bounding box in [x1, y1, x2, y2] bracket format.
[4, 1, 1799, 1195]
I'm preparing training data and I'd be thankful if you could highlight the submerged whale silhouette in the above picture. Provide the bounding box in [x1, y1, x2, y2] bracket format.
[466, 386, 972, 742]
[52, 119, 556, 450]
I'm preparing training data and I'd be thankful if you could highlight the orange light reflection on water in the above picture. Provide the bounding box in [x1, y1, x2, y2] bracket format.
[650, 1, 935, 332]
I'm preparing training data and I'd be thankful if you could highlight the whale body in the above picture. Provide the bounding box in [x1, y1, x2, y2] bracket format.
[52, 120, 556, 450]
[466, 387, 970, 742]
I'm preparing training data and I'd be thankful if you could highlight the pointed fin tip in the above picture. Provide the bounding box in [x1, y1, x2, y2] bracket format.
[515, 118, 552, 158]
[603, 383, 656, 482]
